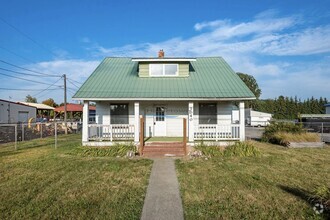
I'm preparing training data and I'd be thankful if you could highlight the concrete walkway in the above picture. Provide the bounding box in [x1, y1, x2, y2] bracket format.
[141, 158, 184, 220]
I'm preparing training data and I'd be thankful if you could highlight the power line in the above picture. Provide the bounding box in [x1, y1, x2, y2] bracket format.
[0, 87, 61, 91]
[0, 16, 58, 58]
[0, 45, 37, 63]
[0, 71, 62, 86]
[0, 67, 58, 77]
[33, 77, 63, 97]
[0, 59, 60, 77]
[67, 78, 83, 85]
[67, 78, 80, 88]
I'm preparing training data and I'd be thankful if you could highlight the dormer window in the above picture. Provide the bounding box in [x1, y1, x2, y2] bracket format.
[150, 64, 178, 77]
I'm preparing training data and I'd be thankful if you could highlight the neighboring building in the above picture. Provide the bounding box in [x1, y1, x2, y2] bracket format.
[0, 99, 36, 124]
[18, 102, 55, 121]
[244, 109, 272, 127]
[73, 51, 255, 146]
[326, 103, 330, 114]
[54, 103, 96, 121]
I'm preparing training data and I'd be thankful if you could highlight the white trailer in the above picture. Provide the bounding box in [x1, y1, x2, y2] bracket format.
[0, 99, 36, 124]
[245, 109, 272, 127]
[232, 108, 272, 127]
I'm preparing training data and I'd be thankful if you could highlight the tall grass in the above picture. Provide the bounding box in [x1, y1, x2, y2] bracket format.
[262, 121, 320, 146]
[70, 143, 136, 157]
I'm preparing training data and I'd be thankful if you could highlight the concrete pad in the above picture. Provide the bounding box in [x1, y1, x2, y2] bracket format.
[141, 158, 184, 220]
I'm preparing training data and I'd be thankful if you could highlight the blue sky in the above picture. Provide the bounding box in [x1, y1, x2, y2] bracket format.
[0, 0, 329, 104]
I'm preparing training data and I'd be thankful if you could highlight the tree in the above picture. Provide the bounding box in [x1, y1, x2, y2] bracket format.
[42, 98, 58, 107]
[237, 72, 261, 99]
[25, 95, 37, 103]
[237, 72, 261, 109]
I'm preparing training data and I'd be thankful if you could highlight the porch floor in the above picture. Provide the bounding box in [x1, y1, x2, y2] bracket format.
[144, 137, 184, 142]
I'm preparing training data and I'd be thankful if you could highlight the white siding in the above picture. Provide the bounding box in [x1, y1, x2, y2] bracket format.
[0, 100, 36, 124]
[326, 106, 330, 114]
[95, 102, 110, 125]
[217, 102, 233, 125]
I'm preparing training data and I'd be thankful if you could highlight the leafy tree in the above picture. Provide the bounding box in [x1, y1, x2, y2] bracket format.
[25, 95, 37, 103]
[237, 72, 261, 109]
[237, 72, 261, 99]
[42, 98, 58, 107]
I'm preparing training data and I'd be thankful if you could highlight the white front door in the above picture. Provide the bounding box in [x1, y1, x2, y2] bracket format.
[154, 106, 166, 136]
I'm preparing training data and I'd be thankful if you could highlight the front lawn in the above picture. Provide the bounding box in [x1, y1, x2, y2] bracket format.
[176, 142, 330, 219]
[0, 134, 153, 219]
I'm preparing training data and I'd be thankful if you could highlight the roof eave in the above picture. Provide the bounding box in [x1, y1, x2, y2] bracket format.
[72, 97, 256, 101]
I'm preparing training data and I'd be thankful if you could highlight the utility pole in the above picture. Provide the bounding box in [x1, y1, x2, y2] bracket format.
[63, 74, 68, 135]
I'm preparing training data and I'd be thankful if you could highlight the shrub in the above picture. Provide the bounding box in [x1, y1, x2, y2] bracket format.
[261, 121, 319, 145]
[70, 143, 136, 157]
[224, 141, 261, 157]
[194, 143, 224, 157]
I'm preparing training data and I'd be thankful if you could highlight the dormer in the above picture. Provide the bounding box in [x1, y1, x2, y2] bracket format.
[132, 50, 196, 78]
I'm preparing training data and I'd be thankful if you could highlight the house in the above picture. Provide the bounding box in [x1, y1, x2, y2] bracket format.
[73, 51, 255, 147]
[0, 99, 36, 124]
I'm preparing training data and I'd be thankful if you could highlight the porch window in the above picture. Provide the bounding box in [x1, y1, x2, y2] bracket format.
[149, 64, 178, 76]
[110, 104, 128, 124]
[199, 103, 217, 124]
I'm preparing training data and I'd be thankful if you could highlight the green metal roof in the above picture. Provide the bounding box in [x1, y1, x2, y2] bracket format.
[73, 57, 255, 100]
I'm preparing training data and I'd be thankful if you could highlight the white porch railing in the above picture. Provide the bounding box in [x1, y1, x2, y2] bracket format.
[88, 124, 135, 141]
[194, 124, 240, 141]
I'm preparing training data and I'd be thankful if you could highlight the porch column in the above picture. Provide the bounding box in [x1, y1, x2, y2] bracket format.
[188, 102, 194, 142]
[134, 102, 140, 143]
[82, 100, 89, 142]
[239, 101, 245, 141]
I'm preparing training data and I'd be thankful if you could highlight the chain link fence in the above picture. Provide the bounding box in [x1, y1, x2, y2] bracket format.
[299, 122, 330, 143]
[0, 121, 82, 150]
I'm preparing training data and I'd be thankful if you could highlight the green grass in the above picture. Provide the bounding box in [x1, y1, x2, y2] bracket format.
[176, 141, 330, 219]
[0, 134, 153, 219]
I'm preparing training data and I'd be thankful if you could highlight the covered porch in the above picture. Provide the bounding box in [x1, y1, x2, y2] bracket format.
[82, 100, 246, 146]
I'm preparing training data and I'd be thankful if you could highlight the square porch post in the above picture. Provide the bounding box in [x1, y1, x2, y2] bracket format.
[82, 100, 89, 142]
[239, 101, 245, 141]
[188, 102, 194, 142]
[134, 102, 140, 143]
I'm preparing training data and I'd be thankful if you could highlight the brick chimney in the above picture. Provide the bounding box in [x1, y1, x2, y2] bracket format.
[158, 49, 164, 58]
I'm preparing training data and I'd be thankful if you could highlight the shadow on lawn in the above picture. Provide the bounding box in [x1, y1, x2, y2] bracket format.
[278, 185, 329, 218]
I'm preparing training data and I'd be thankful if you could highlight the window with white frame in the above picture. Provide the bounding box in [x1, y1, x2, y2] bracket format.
[199, 103, 217, 124]
[149, 64, 178, 76]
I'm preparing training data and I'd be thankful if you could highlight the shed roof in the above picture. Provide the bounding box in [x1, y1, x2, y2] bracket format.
[54, 103, 96, 112]
[73, 57, 255, 101]
[19, 102, 55, 110]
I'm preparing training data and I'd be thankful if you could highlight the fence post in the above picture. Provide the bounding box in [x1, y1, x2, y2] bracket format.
[183, 118, 187, 155]
[55, 122, 57, 149]
[139, 117, 144, 156]
[22, 123, 24, 142]
[40, 123, 43, 139]
[14, 124, 17, 150]
[321, 122, 324, 141]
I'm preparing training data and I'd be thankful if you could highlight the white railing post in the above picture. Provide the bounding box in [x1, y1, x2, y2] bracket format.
[239, 102, 245, 141]
[188, 102, 194, 142]
[110, 125, 113, 142]
[134, 102, 140, 143]
[82, 101, 89, 142]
